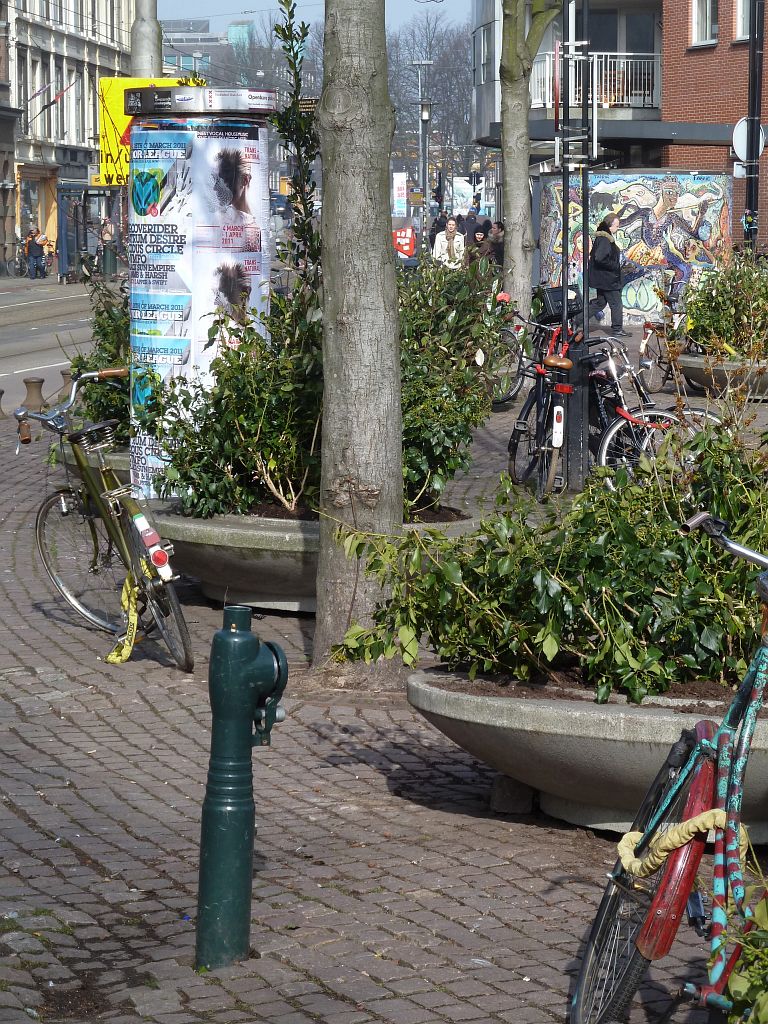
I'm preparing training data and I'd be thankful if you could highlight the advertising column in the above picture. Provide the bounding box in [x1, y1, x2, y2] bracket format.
[126, 88, 274, 497]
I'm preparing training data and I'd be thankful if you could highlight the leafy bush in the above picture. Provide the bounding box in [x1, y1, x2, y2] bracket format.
[142, 259, 497, 517]
[339, 426, 768, 702]
[684, 251, 768, 360]
[69, 275, 130, 442]
[727, 889, 768, 1022]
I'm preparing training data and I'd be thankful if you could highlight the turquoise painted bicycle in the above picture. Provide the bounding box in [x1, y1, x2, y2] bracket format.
[572, 510, 768, 1023]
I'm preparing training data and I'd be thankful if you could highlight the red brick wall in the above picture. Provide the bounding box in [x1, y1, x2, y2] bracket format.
[662, 0, 768, 244]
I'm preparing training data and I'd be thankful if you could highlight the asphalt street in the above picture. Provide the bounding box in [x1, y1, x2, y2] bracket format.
[0, 276, 93, 412]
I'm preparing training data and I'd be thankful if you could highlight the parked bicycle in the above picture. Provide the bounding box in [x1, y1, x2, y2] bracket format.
[506, 311, 582, 499]
[572, 510, 768, 1023]
[14, 369, 194, 671]
[638, 277, 709, 396]
[6, 244, 28, 278]
[491, 286, 583, 406]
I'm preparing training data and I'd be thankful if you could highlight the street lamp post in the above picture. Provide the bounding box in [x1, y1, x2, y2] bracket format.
[420, 99, 432, 249]
[411, 60, 433, 239]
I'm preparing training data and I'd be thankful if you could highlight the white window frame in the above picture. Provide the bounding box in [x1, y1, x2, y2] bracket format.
[692, 0, 718, 43]
[736, 0, 749, 39]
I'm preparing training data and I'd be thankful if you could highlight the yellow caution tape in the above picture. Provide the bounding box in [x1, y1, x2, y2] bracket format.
[618, 808, 750, 878]
[106, 572, 140, 664]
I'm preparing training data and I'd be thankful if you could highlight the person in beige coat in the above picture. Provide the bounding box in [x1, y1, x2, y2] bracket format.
[432, 216, 465, 267]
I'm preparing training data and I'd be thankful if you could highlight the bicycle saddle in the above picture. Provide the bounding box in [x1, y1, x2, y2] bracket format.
[543, 354, 573, 371]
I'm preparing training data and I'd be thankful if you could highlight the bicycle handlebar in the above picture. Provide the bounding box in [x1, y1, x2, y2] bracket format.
[13, 367, 129, 433]
[681, 512, 768, 570]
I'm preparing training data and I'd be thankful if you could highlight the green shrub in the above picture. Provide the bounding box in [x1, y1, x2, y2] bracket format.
[684, 251, 768, 360]
[69, 275, 130, 442]
[339, 426, 768, 702]
[141, 259, 497, 518]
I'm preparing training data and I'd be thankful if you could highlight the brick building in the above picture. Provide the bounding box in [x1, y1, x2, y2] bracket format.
[661, 0, 764, 243]
[472, 0, 768, 242]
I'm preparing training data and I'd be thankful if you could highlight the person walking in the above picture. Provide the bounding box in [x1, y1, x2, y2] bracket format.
[488, 221, 505, 266]
[432, 215, 465, 267]
[463, 224, 493, 266]
[587, 215, 628, 337]
[25, 227, 48, 280]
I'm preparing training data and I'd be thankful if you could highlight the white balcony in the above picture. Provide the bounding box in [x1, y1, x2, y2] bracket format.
[531, 52, 661, 111]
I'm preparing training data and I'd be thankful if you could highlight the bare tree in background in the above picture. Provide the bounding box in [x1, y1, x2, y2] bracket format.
[500, 0, 559, 308]
[387, 12, 474, 207]
[312, 0, 402, 663]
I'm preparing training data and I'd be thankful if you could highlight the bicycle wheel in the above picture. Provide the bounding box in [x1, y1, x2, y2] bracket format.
[36, 489, 126, 633]
[639, 328, 671, 393]
[507, 392, 538, 484]
[6, 256, 18, 277]
[18, 254, 28, 278]
[123, 514, 194, 672]
[597, 411, 681, 485]
[572, 725, 716, 1024]
[537, 426, 563, 500]
[491, 327, 526, 405]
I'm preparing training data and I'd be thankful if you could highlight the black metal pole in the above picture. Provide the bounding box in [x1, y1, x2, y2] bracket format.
[745, 0, 764, 248]
[568, 0, 591, 492]
[561, 3, 570, 339]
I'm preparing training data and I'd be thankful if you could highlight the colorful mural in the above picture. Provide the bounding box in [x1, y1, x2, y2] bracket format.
[539, 171, 733, 320]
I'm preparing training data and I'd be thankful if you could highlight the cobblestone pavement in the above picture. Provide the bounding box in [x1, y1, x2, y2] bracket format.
[0, 372, 717, 1024]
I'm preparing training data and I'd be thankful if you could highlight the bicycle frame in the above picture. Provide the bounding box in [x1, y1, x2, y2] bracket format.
[622, 516, 768, 1011]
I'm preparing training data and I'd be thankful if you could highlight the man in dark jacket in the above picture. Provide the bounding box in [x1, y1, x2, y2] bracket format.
[25, 227, 47, 280]
[587, 215, 628, 337]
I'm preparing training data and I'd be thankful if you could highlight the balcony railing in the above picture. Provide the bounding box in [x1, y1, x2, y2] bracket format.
[531, 52, 661, 110]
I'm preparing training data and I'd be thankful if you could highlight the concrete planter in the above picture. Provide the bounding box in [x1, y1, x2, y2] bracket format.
[677, 352, 768, 397]
[407, 670, 768, 840]
[151, 510, 320, 612]
[151, 509, 478, 613]
[59, 444, 131, 485]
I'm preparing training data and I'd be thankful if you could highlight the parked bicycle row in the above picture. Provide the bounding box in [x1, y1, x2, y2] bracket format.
[491, 286, 719, 500]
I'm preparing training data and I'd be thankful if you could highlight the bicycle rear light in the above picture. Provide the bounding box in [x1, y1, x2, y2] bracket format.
[552, 405, 565, 447]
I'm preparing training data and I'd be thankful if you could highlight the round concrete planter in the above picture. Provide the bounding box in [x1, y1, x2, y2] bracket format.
[151, 509, 478, 613]
[677, 352, 768, 397]
[407, 670, 768, 840]
[151, 510, 320, 612]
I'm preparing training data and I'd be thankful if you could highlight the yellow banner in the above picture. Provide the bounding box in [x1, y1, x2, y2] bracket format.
[99, 77, 181, 186]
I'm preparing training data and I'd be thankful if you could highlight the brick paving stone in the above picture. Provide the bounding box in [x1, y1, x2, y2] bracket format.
[0, 404, 750, 1024]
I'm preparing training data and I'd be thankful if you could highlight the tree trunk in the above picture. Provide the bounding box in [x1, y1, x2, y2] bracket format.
[499, 0, 559, 312]
[312, 0, 402, 664]
[500, 70, 536, 312]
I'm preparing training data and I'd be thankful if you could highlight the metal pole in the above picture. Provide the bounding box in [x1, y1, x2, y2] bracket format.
[745, 0, 765, 248]
[130, 0, 163, 77]
[560, 5, 570, 340]
[422, 114, 429, 248]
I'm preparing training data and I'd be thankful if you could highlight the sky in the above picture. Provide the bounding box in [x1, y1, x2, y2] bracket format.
[156, 0, 471, 34]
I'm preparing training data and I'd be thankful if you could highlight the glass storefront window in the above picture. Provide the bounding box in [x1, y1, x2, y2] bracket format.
[20, 179, 40, 235]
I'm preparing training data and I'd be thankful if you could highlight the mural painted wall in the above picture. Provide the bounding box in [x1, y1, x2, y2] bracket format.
[539, 172, 733, 320]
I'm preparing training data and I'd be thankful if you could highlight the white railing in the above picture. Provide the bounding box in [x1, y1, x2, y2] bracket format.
[531, 52, 661, 110]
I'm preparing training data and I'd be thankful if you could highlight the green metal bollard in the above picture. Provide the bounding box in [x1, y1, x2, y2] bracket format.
[195, 605, 288, 970]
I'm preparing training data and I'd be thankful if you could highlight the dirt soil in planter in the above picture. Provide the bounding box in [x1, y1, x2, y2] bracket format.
[169, 502, 468, 524]
[417, 665, 768, 717]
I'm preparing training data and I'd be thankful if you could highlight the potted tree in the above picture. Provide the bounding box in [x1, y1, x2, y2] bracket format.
[676, 251, 768, 397]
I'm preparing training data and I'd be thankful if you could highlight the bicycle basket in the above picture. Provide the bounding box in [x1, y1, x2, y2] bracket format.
[535, 285, 583, 324]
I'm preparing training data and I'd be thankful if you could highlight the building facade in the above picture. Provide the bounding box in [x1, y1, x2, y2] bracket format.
[472, 0, 768, 241]
[6, 0, 133, 257]
[0, 1, 21, 260]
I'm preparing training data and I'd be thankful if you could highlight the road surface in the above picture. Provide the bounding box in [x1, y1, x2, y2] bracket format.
[0, 276, 94, 412]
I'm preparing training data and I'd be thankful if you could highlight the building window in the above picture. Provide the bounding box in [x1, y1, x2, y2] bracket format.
[109, 0, 115, 41]
[475, 23, 493, 86]
[74, 0, 84, 32]
[55, 61, 64, 138]
[91, 0, 97, 36]
[736, 0, 749, 38]
[693, 0, 718, 42]
[17, 49, 29, 132]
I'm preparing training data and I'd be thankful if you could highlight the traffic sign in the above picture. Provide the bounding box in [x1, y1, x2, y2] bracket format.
[732, 117, 765, 162]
